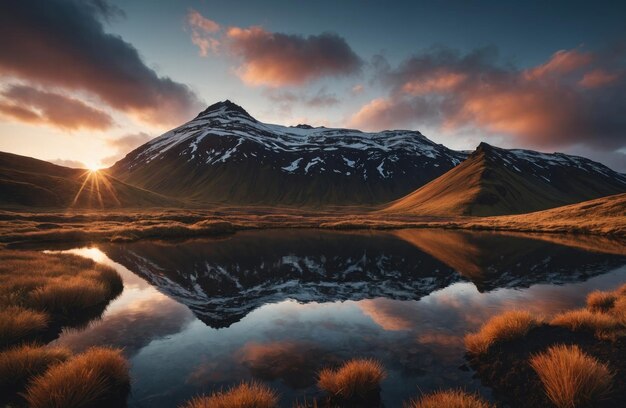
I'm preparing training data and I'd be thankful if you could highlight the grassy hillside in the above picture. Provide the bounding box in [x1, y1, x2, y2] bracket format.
[0, 151, 178, 208]
[383, 144, 626, 216]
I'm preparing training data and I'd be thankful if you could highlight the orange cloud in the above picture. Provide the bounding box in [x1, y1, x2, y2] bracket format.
[187, 9, 221, 56]
[402, 71, 467, 95]
[524, 49, 593, 80]
[349, 46, 626, 152]
[579, 69, 621, 88]
[0, 85, 114, 131]
[226, 26, 362, 87]
[184, 11, 362, 87]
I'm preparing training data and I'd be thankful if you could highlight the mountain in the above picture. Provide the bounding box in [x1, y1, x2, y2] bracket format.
[110, 100, 467, 206]
[0, 151, 177, 208]
[383, 142, 626, 216]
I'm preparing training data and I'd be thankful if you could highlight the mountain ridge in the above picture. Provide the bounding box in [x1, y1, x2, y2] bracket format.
[110, 100, 467, 206]
[383, 141, 626, 216]
[0, 151, 179, 208]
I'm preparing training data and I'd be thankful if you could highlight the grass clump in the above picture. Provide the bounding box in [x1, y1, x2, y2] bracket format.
[586, 290, 617, 312]
[610, 296, 626, 325]
[550, 309, 621, 339]
[0, 250, 122, 348]
[180, 381, 278, 408]
[406, 390, 494, 408]
[317, 358, 386, 400]
[464, 311, 541, 355]
[25, 347, 130, 408]
[530, 344, 613, 408]
[0, 343, 70, 394]
[28, 276, 109, 314]
[0, 306, 48, 347]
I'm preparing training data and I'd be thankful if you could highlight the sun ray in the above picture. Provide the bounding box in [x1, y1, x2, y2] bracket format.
[99, 173, 122, 206]
[93, 171, 104, 208]
[71, 170, 92, 207]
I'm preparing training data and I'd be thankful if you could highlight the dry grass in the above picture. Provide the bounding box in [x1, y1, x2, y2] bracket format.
[25, 347, 130, 408]
[464, 311, 542, 355]
[317, 358, 386, 399]
[530, 344, 613, 408]
[0, 250, 122, 349]
[550, 309, 622, 339]
[586, 290, 617, 312]
[0, 306, 48, 347]
[610, 297, 626, 326]
[0, 343, 70, 393]
[180, 381, 278, 408]
[28, 277, 109, 314]
[406, 390, 494, 408]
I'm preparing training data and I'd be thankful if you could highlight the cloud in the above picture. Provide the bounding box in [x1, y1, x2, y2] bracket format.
[0, 85, 114, 131]
[48, 158, 87, 169]
[227, 27, 362, 86]
[187, 9, 221, 56]
[185, 11, 362, 87]
[0, 0, 203, 128]
[102, 132, 154, 166]
[265, 88, 340, 108]
[349, 46, 626, 153]
[351, 84, 365, 94]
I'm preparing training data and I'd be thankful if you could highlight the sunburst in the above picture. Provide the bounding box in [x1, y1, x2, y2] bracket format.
[70, 168, 120, 209]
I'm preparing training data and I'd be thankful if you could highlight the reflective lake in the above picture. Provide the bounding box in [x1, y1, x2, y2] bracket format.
[49, 229, 626, 407]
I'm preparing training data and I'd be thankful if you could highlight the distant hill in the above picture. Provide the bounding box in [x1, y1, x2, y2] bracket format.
[0, 151, 177, 208]
[383, 142, 626, 216]
[476, 192, 626, 236]
[110, 100, 467, 206]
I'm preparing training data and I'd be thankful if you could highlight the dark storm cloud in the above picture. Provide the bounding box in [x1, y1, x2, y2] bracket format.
[0, 0, 203, 127]
[350, 45, 626, 152]
[0, 85, 114, 130]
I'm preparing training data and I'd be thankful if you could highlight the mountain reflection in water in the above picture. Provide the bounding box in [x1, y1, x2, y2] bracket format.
[100, 230, 625, 328]
[50, 229, 626, 408]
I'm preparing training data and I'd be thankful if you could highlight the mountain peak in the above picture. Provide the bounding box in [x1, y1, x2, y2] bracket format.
[196, 100, 253, 119]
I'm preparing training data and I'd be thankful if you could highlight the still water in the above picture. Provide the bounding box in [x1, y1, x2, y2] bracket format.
[49, 229, 626, 407]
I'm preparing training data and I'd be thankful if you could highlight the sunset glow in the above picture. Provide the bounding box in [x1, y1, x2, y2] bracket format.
[0, 0, 624, 171]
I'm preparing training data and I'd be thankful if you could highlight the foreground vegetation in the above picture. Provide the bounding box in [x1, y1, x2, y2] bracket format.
[0, 192, 623, 248]
[0, 250, 130, 407]
[0, 250, 123, 347]
[465, 283, 626, 407]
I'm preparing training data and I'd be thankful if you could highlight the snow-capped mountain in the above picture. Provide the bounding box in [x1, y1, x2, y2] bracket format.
[110, 100, 467, 205]
[385, 142, 626, 216]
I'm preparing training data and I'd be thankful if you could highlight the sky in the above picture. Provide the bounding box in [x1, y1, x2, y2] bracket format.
[0, 0, 625, 171]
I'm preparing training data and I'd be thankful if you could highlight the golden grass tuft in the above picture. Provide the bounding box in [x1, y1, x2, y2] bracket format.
[25, 347, 130, 408]
[586, 290, 617, 312]
[464, 311, 541, 355]
[317, 358, 386, 399]
[406, 390, 494, 408]
[27, 276, 109, 314]
[610, 296, 626, 326]
[550, 309, 621, 339]
[0, 306, 48, 347]
[530, 344, 613, 408]
[180, 381, 278, 408]
[0, 343, 70, 392]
